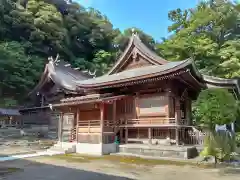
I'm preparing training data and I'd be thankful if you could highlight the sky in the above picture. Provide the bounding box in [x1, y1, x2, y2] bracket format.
[75, 0, 199, 41]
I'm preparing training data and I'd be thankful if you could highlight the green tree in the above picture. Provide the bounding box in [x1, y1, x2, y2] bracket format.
[157, 0, 240, 78]
[194, 89, 238, 131]
[195, 88, 238, 164]
[0, 41, 44, 106]
[114, 27, 157, 55]
[0, 0, 125, 107]
[26, 0, 67, 56]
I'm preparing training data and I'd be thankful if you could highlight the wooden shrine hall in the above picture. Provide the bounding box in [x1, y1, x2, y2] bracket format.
[20, 33, 240, 155]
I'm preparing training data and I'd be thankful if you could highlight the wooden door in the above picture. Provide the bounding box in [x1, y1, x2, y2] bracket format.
[62, 113, 74, 142]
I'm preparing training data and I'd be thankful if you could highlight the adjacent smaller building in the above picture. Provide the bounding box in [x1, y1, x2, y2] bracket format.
[0, 108, 20, 127]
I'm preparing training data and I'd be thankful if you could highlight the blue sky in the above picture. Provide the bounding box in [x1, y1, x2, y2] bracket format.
[75, 0, 199, 41]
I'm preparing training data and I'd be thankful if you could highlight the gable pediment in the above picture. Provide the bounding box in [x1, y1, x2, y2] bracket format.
[118, 48, 155, 72]
[108, 34, 168, 75]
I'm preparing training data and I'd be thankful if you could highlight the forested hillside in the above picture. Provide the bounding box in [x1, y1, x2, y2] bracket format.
[0, 0, 239, 107]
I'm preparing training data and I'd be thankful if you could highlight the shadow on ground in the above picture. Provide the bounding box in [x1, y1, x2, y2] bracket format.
[0, 154, 134, 180]
[0, 129, 133, 179]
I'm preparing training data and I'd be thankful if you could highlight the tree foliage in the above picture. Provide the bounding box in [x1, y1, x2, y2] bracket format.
[157, 0, 240, 78]
[2, 0, 240, 108]
[0, 0, 156, 106]
[194, 89, 238, 131]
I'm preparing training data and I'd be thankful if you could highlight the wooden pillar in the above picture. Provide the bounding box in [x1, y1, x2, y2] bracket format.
[148, 127, 152, 144]
[167, 89, 173, 139]
[41, 95, 44, 107]
[100, 103, 104, 144]
[125, 119, 128, 144]
[175, 98, 181, 145]
[120, 128, 123, 143]
[58, 112, 63, 143]
[113, 100, 116, 133]
[186, 99, 192, 125]
[2, 119, 5, 127]
[76, 109, 79, 143]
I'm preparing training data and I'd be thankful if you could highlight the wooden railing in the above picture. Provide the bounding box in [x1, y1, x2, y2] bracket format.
[103, 120, 115, 127]
[77, 118, 188, 128]
[124, 118, 176, 126]
[78, 120, 100, 127]
[78, 120, 116, 127]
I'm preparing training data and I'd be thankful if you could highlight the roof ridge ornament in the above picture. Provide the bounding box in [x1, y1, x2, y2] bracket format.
[54, 54, 60, 63]
[131, 28, 142, 42]
[131, 28, 138, 36]
[88, 69, 97, 77]
[81, 69, 96, 77]
[48, 56, 54, 62]
[48, 54, 60, 65]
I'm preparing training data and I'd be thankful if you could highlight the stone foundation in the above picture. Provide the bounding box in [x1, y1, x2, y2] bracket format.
[119, 144, 201, 159]
[76, 143, 117, 155]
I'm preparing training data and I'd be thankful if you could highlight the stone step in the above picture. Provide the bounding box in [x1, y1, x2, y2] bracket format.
[48, 143, 76, 154]
[119, 146, 187, 159]
[119, 145, 200, 159]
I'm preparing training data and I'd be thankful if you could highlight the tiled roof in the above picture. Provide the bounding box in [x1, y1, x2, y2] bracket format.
[203, 75, 240, 98]
[203, 75, 239, 86]
[75, 59, 192, 86]
[29, 60, 93, 95]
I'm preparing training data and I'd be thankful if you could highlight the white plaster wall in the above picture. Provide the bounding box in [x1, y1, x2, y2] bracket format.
[102, 143, 117, 155]
[76, 143, 103, 155]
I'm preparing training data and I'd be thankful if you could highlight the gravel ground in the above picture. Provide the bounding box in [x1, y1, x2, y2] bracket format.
[0, 129, 56, 157]
[1, 156, 240, 180]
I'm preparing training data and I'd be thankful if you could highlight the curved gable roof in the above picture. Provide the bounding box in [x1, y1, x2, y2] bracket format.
[29, 60, 93, 95]
[107, 34, 169, 75]
[75, 59, 196, 88]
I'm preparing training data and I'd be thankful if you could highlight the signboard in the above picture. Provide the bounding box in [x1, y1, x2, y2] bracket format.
[138, 96, 167, 116]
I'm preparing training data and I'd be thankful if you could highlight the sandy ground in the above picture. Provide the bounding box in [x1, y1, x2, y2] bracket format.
[1, 129, 240, 180]
[1, 156, 240, 180]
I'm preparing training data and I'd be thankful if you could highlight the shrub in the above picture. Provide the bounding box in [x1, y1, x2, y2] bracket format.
[200, 131, 235, 163]
[235, 132, 240, 147]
